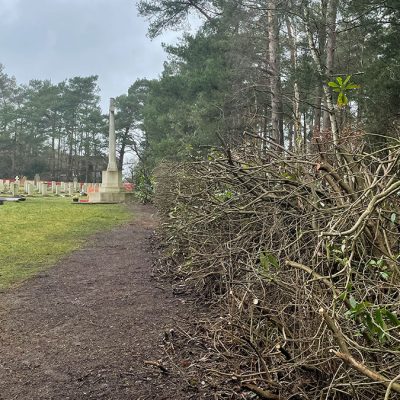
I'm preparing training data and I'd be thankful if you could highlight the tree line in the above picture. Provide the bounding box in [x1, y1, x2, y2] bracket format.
[127, 0, 399, 180]
[0, 69, 109, 181]
[0, 66, 147, 182]
[1, 0, 398, 182]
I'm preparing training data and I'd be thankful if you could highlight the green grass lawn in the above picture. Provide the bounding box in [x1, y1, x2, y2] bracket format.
[0, 197, 132, 289]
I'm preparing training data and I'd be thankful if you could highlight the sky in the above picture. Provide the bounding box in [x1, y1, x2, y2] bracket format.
[0, 0, 181, 111]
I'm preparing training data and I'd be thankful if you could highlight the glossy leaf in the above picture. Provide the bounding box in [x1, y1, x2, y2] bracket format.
[343, 75, 351, 86]
[345, 83, 361, 90]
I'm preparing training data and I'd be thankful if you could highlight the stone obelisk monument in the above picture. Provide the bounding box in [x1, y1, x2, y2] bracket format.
[88, 98, 126, 203]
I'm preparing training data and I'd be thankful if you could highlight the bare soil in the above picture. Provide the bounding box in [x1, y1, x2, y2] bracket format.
[0, 203, 205, 400]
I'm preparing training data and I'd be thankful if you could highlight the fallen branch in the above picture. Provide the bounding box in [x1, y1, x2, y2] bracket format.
[286, 261, 339, 297]
[319, 308, 349, 354]
[242, 383, 282, 400]
[384, 372, 400, 400]
[333, 351, 400, 394]
[144, 360, 169, 374]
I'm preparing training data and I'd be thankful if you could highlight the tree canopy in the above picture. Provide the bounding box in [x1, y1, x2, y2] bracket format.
[1, 0, 399, 180]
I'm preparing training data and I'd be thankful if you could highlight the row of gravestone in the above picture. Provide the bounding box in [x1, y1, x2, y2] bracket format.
[0, 179, 101, 197]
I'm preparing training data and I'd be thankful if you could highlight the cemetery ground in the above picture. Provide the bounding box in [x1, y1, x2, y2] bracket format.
[0, 199, 209, 399]
[0, 197, 131, 289]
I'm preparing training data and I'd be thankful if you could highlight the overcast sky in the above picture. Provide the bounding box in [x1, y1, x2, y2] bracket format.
[0, 0, 180, 111]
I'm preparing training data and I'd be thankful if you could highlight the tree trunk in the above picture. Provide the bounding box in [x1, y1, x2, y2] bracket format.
[312, 0, 327, 139]
[118, 126, 130, 171]
[307, 12, 339, 146]
[67, 128, 73, 180]
[322, 0, 339, 131]
[286, 15, 301, 150]
[314, 86, 323, 136]
[267, 0, 283, 146]
[51, 118, 56, 179]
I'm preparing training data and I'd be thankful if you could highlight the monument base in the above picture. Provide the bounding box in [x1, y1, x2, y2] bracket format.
[88, 191, 126, 203]
[101, 170, 124, 192]
[88, 170, 126, 203]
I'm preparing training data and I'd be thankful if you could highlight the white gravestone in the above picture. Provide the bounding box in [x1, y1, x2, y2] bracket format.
[11, 183, 19, 196]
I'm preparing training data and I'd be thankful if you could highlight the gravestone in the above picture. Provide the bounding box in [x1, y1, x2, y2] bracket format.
[11, 183, 19, 196]
[34, 174, 40, 185]
[26, 181, 34, 193]
[51, 181, 56, 193]
[41, 182, 48, 196]
[27, 183, 34, 196]
[55, 185, 61, 195]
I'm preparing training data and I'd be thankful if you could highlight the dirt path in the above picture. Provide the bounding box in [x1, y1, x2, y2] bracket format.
[0, 204, 192, 400]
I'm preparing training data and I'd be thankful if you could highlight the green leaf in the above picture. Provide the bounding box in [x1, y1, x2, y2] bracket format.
[345, 84, 360, 90]
[260, 252, 279, 270]
[364, 313, 375, 333]
[337, 291, 347, 301]
[343, 75, 351, 86]
[267, 254, 279, 268]
[390, 213, 397, 224]
[382, 309, 400, 326]
[349, 295, 357, 309]
[336, 76, 343, 86]
[380, 271, 389, 280]
[260, 252, 268, 271]
[374, 309, 386, 329]
[374, 309, 387, 341]
[345, 282, 353, 292]
[328, 81, 340, 88]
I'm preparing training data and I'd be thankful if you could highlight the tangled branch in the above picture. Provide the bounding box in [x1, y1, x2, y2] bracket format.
[154, 135, 400, 399]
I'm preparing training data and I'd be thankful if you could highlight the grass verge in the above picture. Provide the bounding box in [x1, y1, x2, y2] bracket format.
[0, 197, 132, 289]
